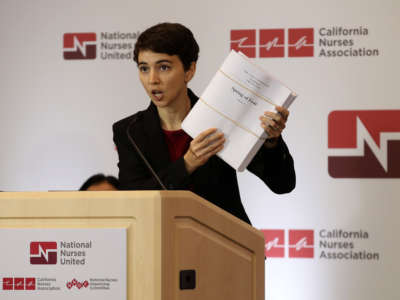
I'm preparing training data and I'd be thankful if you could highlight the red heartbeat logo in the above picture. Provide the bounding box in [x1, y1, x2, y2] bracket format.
[328, 110, 400, 178]
[30, 241, 57, 264]
[63, 33, 97, 60]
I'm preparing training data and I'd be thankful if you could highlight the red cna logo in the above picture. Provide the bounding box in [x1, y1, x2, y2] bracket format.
[328, 110, 400, 178]
[259, 29, 284, 58]
[30, 242, 57, 264]
[231, 28, 314, 58]
[230, 29, 256, 58]
[288, 230, 314, 258]
[3, 278, 13, 290]
[261, 229, 284, 257]
[2, 278, 36, 290]
[63, 33, 97, 60]
[66, 278, 89, 290]
[288, 28, 314, 57]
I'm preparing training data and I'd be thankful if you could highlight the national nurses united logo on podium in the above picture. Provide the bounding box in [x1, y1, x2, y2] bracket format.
[30, 242, 57, 264]
[63, 33, 97, 60]
[328, 110, 400, 178]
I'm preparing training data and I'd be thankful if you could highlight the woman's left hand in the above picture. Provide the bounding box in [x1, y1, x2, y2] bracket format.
[259, 106, 289, 139]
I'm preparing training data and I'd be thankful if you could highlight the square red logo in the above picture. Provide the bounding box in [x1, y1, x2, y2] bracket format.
[288, 28, 314, 57]
[3, 278, 13, 290]
[25, 278, 36, 290]
[230, 29, 256, 58]
[288, 230, 314, 258]
[328, 110, 400, 178]
[30, 241, 57, 264]
[261, 229, 285, 258]
[259, 29, 284, 58]
[63, 33, 97, 60]
[14, 278, 24, 290]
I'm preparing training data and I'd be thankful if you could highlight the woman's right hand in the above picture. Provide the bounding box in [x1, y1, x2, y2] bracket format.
[184, 128, 225, 174]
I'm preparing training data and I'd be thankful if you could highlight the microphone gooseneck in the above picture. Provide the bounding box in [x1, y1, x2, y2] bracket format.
[126, 118, 167, 190]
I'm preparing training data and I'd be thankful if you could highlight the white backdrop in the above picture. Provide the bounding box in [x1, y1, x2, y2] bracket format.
[1, 0, 399, 299]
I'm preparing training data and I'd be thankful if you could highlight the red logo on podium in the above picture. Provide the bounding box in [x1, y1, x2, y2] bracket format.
[30, 242, 57, 264]
[3, 278, 13, 290]
[66, 278, 89, 290]
[2, 278, 35, 290]
[14, 278, 25, 290]
[25, 278, 36, 290]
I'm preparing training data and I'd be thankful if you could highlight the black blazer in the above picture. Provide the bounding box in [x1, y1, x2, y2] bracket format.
[113, 89, 296, 225]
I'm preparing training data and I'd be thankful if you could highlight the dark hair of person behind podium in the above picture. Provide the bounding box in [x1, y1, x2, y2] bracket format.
[79, 174, 119, 191]
[133, 22, 199, 71]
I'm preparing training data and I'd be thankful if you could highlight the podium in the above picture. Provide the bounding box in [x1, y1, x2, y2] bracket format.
[0, 191, 265, 299]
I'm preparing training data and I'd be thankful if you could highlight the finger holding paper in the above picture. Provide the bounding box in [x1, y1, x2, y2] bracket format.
[259, 106, 289, 141]
[184, 128, 225, 174]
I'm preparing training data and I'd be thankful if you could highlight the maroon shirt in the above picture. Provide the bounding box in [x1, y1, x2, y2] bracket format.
[162, 129, 192, 162]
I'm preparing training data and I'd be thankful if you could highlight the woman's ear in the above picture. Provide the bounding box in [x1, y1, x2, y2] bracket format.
[184, 62, 196, 83]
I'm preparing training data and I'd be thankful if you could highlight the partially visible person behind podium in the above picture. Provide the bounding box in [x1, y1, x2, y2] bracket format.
[79, 174, 119, 191]
[112, 23, 295, 225]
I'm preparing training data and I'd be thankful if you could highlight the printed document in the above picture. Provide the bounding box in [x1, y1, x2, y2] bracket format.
[182, 50, 297, 171]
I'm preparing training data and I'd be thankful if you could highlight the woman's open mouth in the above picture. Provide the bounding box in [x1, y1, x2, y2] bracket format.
[152, 90, 163, 101]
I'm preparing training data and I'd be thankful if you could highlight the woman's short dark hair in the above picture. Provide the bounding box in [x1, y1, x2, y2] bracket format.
[79, 174, 119, 191]
[133, 22, 199, 71]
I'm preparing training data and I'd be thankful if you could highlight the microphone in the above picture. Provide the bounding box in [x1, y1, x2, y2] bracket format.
[126, 118, 167, 190]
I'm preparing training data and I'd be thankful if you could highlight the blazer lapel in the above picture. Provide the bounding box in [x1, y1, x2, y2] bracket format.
[130, 89, 199, 172]
[141, 103, 171, 170]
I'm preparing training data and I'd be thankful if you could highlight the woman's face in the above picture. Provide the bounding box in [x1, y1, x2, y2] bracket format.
[137, 50, 195, 109]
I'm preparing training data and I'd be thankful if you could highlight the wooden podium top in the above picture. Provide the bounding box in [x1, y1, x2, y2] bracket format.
[0, 191, 265, 300]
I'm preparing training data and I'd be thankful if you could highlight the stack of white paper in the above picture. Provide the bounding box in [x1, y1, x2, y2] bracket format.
[182, 50, 297, 171]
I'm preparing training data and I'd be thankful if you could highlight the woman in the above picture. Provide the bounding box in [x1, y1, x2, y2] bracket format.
[113, 23, 295, 225]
